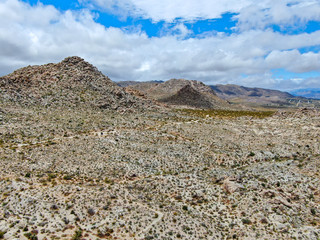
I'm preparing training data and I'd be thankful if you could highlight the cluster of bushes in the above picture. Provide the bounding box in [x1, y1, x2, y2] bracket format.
[179, 109, 274, 119]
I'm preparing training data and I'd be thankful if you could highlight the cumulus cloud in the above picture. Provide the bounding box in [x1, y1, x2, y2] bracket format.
[229, 74, 320, 91]
[85, 0, 320, 31]
[266, 50, 320, 73]
[85, 0, 253, 22]
[236, 0, 320, 31]
[0, 0, 319, 90]
[274, 77, 320, 91]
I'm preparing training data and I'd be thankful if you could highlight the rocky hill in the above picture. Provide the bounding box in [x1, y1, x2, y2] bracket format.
[0, 57, 149, 110]
[125, 79, 230, 109]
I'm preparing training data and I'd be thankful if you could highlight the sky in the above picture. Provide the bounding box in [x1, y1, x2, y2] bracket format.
[1, 0, 320, 90]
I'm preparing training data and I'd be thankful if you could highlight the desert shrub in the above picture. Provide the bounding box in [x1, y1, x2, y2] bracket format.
[242, 218, 252, 224]
[63, 175, 73, 180]
[248, 152, 255, 157]
[24, 232, 38, 240]
[0, 231, 5, 239]
[72, 229, 82, 240]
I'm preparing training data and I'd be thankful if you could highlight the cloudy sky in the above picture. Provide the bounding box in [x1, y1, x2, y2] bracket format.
[1, 0, 320, 90]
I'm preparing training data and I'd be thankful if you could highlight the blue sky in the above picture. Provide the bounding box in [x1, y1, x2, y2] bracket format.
[1, 0, 320, 90]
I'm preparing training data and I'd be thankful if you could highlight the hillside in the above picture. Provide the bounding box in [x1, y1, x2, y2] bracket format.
[211, 84, 292, 101]
[125, 79, 230, 109]
[211, 84, 320, 108]
[117, 80, 164, 88]
[0, 56, 149, 110]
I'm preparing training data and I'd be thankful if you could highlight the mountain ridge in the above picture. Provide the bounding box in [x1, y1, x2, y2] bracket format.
[124, 78, 230, 109]
[119, 80, 320, 109]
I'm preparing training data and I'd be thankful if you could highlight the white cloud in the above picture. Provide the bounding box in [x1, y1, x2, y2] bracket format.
[230, 74, 320, 91]
[79, 0, 140, 20]
[266, 50, 320, 73]
[0, 0, 319, 91]
[275, 77, 320, 91]
[236, 0, 320, 31]
[85, 0, 320, 31]
[86, 0, 254, 22]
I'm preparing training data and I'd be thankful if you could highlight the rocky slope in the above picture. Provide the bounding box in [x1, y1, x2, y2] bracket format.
[0, 57, 150, 110]
[117, 80, 164, 88]
[125, 79, 230, 109]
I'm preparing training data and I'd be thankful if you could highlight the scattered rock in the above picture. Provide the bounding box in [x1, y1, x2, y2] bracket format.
[223, 177, 244, 194]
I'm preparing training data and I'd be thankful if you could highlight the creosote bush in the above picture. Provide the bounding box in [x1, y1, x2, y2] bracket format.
[72, 229, 83, 240]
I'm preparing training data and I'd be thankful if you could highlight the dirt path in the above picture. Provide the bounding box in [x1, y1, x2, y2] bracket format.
[135, 203, 163, 239]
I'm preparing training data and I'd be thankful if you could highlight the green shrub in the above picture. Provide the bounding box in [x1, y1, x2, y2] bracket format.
[63, 175, 73, 180]
[72, 229, 82, 240]
[248, 152, 255, 157]
[0, 231, 5, 239]
[24, 232, 38, 240]
[242, 218, 252, 224]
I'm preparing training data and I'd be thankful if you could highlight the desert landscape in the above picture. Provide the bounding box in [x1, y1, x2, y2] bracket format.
[0, 57, 319, 239]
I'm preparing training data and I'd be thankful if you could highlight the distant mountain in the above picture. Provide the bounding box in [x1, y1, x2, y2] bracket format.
[117, 80, 320, 109]
[210, 84, 298, 107]
[211, 84, 293, 99]
[124, 79, 230, 109]
[0, 56, 150, 110]
[290, 88, 320, 99]
[210, 84, 320, 108]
